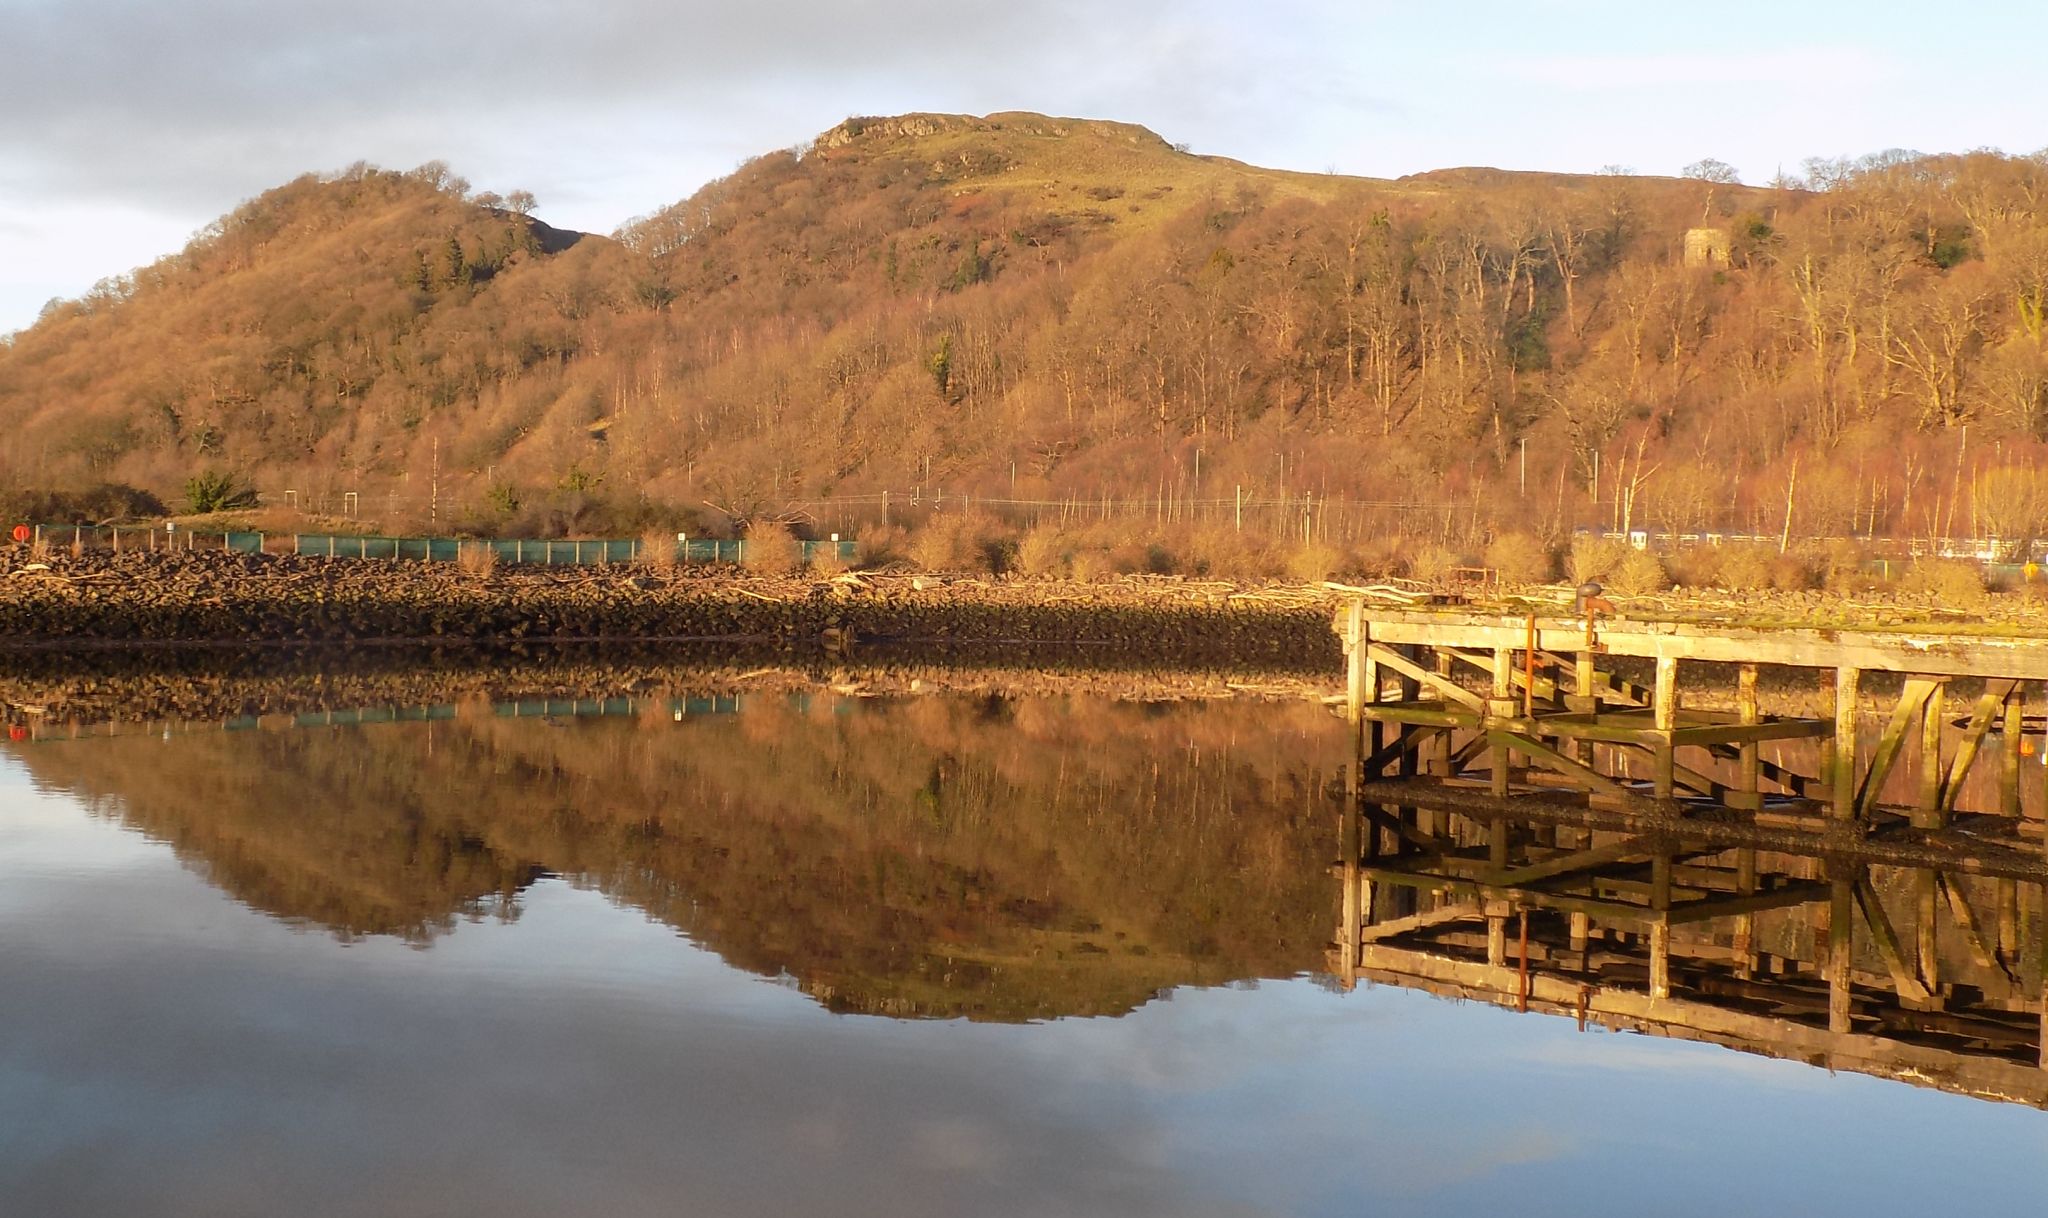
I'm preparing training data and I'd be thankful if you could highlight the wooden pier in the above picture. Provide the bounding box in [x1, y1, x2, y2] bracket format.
[1330, 604, 2048, 1103]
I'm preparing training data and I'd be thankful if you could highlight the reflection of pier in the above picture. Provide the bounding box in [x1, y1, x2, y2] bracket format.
[1331, 606, 2048, 1105]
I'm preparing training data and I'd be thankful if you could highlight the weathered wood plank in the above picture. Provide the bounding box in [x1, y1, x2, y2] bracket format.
[1355, 611, 2048, 680]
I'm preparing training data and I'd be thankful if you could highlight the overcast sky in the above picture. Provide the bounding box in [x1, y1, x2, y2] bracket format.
[3, 0, 2043, 333]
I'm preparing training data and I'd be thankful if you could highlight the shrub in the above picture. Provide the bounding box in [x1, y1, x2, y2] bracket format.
[1817, 540, 1869, 593]
[1284, 542, 1344, 583]
[1712, 548, 1777, 597]
[1184, 527, 1273, 581]
[1900, 558, 1988, 609]
[909, 511, 1010, 573]
[1014, 526, 1070, 578]
[1069, 548, 1113, 581]
[1565, 535, 1622, 585]
[1406, 543, 1463, 583]
[856, 523, 909, 567]
[1769, 552, 1818, 592]
[741, 523, 802, 573]
[1606, 548, 1667, 596]
[1484, 531, 1555, 584]
[184, 469, 257, 515]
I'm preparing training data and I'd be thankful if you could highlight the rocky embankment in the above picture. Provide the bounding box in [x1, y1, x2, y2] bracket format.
[0, 551, 1342, 662]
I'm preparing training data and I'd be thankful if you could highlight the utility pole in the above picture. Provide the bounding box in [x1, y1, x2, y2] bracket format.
[431, 438, 440, 527]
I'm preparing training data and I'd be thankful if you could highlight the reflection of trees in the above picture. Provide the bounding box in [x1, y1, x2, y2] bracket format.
[15, 694, 1344, 1020]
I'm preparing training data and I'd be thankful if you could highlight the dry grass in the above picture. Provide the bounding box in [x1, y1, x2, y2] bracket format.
[1900, 558, 1988, 609]
[456, 542, 499, 576]
[1283, 542, 1344, 583]
[809, 540, 853, 576]
[638, 528, 679, 570]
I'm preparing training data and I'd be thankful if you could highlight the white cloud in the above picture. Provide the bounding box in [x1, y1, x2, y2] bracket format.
[1486, 46, 1899, 91]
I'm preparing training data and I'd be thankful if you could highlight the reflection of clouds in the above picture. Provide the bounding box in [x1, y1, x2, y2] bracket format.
[1369, 1125, 1575, 1195]
[905, 1118, 1003, 1173]
[1508, 1033, 1835, 1090]
[1029, 981, 1380, 1093]
[0, 814, 1275, 1218]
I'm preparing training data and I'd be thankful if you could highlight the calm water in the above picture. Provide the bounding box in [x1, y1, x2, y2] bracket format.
[2, 677, 2043, 1216]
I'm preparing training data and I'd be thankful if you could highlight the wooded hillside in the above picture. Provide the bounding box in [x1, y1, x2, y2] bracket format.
[3, 112, 2044, 567]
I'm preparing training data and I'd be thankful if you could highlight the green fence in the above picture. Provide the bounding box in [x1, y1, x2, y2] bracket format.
[290, 534, 857, 566]
[23, 524, 266, 553]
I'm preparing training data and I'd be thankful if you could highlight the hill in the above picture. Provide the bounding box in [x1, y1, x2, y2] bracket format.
[1, 113, 2043, 574]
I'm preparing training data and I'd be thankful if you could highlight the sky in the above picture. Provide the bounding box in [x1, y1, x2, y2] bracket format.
[3, 0, 2044, 334]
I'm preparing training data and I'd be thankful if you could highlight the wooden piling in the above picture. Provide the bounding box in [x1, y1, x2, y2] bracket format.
[1653, 656, 1679, 799]
[1834, 667, 1861, 820]
[2002, 687, 2024, 820]
[1828, 874, 1854, 1034]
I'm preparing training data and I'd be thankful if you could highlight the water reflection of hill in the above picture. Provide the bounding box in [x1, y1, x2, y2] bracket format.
[10, 691, 1344, 1021]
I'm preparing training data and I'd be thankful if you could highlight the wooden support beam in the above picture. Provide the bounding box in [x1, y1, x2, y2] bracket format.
[2039, 880, 2048, 1069]
[1487, 729, 1640, 802]
[1453, 647, 1569, 707]
[1704, 746, 1822, 799]
[1856, 678, 1943, 818]
[1484, 837, 1654, 887]
[2001, 686, 2024, 820]
[1340, 767, 1362, 979]
[1940, 681, 2021, 818]
[1734, 839, 1759, 979]
[1665, 881, 1833, 924]
[1489, 648, 1514, 799]
[1852, 876, 1934, 1002]
[1918, 688, 1944, 824]
[1917, 865, 1942, 1000]
[1997, 879, 2020, 972]
[1935, 872, 2012, 979]
[1358, 903, 1479, 944]
[1735, 664, 1761, 813]
[1648, 853, 1673, 1000]
[1653, 656, 1679, 799]
[1359, 725, 1446, 779]
[1828, 876, 1855, 1034]
[1834, 667, 1861, 821]
[1358, 805, 1460, 857]
[1612, 742, 1729, 802]
[1344, 601, 1366, 720]
[1367, 643, 1484, 713]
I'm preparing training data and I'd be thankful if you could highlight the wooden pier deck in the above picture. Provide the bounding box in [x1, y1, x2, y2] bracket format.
[1329, 603, 2048, 1102]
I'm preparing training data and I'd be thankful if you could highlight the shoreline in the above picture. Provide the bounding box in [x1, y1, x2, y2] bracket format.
[0, 550, 1340, 661]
